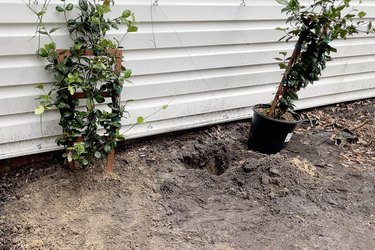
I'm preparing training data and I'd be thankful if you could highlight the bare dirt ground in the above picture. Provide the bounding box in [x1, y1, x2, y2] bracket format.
[1, 98, 374, 250]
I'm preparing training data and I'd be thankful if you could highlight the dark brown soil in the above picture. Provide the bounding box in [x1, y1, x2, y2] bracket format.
[255, 106, 298, 122]
[1, 98, 374, 250]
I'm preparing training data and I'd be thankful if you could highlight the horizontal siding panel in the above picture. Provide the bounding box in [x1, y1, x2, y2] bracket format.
[0, 25, 282, 56]
[124, 40, 375, 75]
[2, 25, 375, 56]
[3, 57, 375, 116]
[0, 2, 285, 24]
[3, 39, 375, 86]
[2, 1, 375, 24]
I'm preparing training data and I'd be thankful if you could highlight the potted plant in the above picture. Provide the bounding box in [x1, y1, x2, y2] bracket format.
[248, 0, 373, 154]
[29, 0, 138, 170]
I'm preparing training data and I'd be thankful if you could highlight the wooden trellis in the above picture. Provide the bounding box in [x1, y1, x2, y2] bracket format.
[57, 49, 123, 172]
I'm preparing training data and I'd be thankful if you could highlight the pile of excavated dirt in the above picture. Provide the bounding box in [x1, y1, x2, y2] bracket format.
[1, 98, 374, 249]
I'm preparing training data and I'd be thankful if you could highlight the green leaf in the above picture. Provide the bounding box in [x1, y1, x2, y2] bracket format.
[49, 27, 60, 34]
[48, 42, 56, 50]
[358, 11, 366, 18]
[336, 5, 346, 12]
[56, 102, 70, 109]
[38, 48, 48, 57]
[278, 63, 288, 69]
[100, 39, 110, 47]
[36, 84, 44, 90]
[275, 0, 288, 5]
[111, 23, 119, 30]
[288, 91, 298, 100]
[275, 27, 287, 31]
[63, 111, 73, 118]
[345, 14, 355, 19]
[78, 0, 88, 11]
[124, 69, 132, 78]
[102, 4, 111, 14]
[94, 151, 102, 159]
[35, 105, 45, 115]
[45, 64, 54, 71]
[127, 26, 138, 33]
[65, 3, 74, 11]
[94, 94, 105, 103]
[137, 116, 144, 124]
[86, 98, 94, 110]
[118, 135, 126, 141]
[104, 144, 112, 153]
[56, 6, 65, 12]
[122, 10, 131, 18]
[37, 30, 48, 35]
[37, 10, 46, 17]
[72, 42, 83, 51]
[68, 85, 75, 95]
[162, 105, 169, 110]
[367, 22, 373, 33]
[329, 47, 337, 53]
[38, 94, 47, 100]
[284, 17, 294, 24]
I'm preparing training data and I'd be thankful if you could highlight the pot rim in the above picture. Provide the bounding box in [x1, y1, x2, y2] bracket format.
[252, 104, 302, 125]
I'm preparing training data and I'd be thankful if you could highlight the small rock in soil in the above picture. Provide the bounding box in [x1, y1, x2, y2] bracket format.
[261, 174, 271, 185]
[269, 167, 281, 176]
[242, 163, 257, 173]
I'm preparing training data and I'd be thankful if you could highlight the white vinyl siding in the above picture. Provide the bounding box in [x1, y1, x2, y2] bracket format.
[0, 0, 375, 159]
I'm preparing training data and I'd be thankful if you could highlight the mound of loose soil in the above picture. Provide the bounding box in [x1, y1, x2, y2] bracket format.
[1, 98, 374, 249]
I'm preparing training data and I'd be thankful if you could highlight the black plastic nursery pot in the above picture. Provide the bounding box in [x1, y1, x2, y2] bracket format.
[247, 104, 302, 154]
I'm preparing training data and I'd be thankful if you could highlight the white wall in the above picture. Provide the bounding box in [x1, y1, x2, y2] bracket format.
[1, 0, 375, 159]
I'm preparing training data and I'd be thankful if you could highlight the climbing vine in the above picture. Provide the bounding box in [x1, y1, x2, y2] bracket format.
[269, 0, 373, 118]
[29, 0, 138, 166]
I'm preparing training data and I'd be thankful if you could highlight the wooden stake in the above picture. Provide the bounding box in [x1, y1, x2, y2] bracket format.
[67, 159, 76, 171]
[268, 37, 303, 117]
[114, 49, 123, 74]
[67, 145, 76, 171]
[106, 149, 115, 173]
